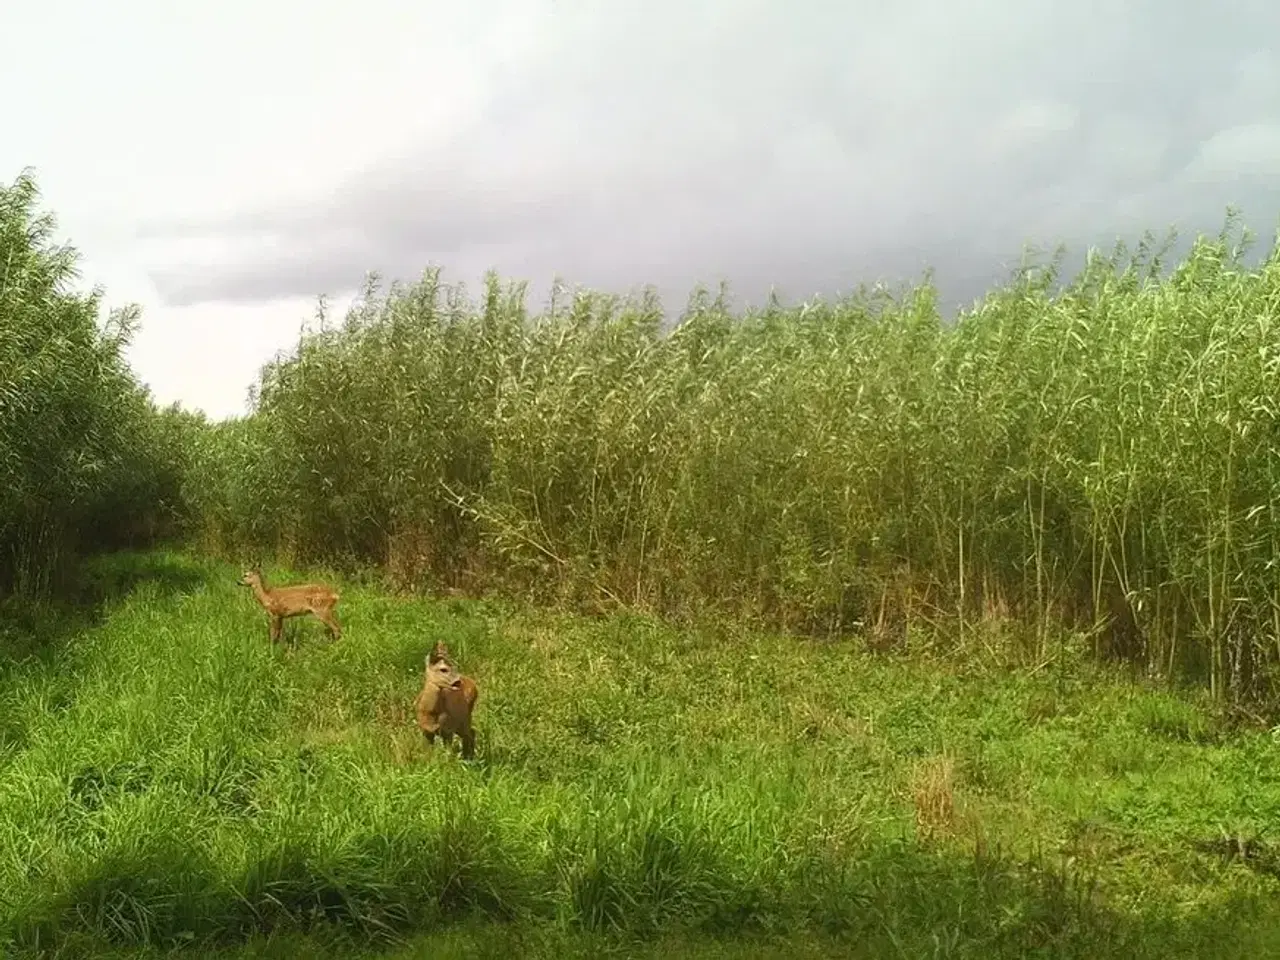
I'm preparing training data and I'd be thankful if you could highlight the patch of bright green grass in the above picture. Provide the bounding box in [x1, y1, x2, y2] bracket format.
[2, 551, 1279, 957]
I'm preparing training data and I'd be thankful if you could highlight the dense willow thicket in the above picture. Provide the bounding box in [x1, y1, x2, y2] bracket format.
[6, 164, 1276, 702]
[0, 171, 194, 599]
[185, 219, 1280, 701]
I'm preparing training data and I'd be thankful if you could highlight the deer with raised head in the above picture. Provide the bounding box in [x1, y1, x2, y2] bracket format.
[237, 567, 342, 645]
[414, 641, 479, 759]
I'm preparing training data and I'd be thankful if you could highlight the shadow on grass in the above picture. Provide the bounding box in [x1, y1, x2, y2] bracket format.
[6, 831, 1277, 959]
[70, 550, 210, 611]
[0, 550, 209, 673]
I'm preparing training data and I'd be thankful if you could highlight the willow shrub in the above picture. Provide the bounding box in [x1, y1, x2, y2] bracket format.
[0, 170, 192, 599]
[189, 218, 1280, 702]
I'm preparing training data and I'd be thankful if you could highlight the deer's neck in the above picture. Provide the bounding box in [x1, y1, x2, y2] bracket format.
[419, 682, 442, 712]
[250, 582, 273, 608]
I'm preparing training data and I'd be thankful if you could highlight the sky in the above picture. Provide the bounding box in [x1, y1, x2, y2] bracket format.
[6, 0, 1280, 420]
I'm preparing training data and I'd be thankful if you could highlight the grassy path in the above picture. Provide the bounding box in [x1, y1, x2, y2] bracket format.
[1, 551, 1278, 957]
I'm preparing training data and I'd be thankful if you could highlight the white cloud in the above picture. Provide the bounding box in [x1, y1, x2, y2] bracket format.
[990, 100, 1081, 154]
[1185, 124, 1280, 181]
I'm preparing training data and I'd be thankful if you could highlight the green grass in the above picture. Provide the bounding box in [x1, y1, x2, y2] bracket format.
[3, 551, 1280, 958]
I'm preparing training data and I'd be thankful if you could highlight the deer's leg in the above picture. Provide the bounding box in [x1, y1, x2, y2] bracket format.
[269, 615, 283, 643]
[461, 727, 476, 760]
[318, 607, 341, 641]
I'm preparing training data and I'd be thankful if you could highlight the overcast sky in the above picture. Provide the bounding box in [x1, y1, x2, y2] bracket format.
[6, 0, 1280, 420]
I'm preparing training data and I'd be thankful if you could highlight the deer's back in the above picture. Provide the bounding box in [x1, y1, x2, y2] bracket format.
[452, 676, 479, 711]
[266, 583, 338, 612]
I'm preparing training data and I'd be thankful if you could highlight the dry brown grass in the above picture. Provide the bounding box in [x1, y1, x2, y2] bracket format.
[912, 754, 957, 843]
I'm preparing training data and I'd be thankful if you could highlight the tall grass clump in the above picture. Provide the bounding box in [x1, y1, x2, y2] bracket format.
[189, 215, 1280, 704]
[0, 169, 196, 602]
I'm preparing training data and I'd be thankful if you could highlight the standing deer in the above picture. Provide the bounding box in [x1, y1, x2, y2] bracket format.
[237, 568, 342, 645]
[414, 641, 479, 759]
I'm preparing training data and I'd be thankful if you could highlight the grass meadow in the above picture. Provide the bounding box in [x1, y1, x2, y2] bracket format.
[2, 551, 1280, 957]
[9, 170, 1280, 955]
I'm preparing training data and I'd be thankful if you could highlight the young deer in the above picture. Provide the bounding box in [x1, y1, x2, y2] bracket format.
[237, 568, 342, 645]
[414, 641, 479, 759]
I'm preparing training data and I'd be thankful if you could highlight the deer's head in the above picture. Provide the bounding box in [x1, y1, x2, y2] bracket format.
[425, 642, 464, 690]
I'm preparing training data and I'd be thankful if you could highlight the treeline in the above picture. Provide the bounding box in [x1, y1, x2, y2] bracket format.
[0, 171, 198, 600]
[184, 220, 1280, 703]
[9, 166, 1280, 703]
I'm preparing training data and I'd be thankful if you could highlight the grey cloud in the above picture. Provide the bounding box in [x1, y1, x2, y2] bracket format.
[145, 0, 1280, 316]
